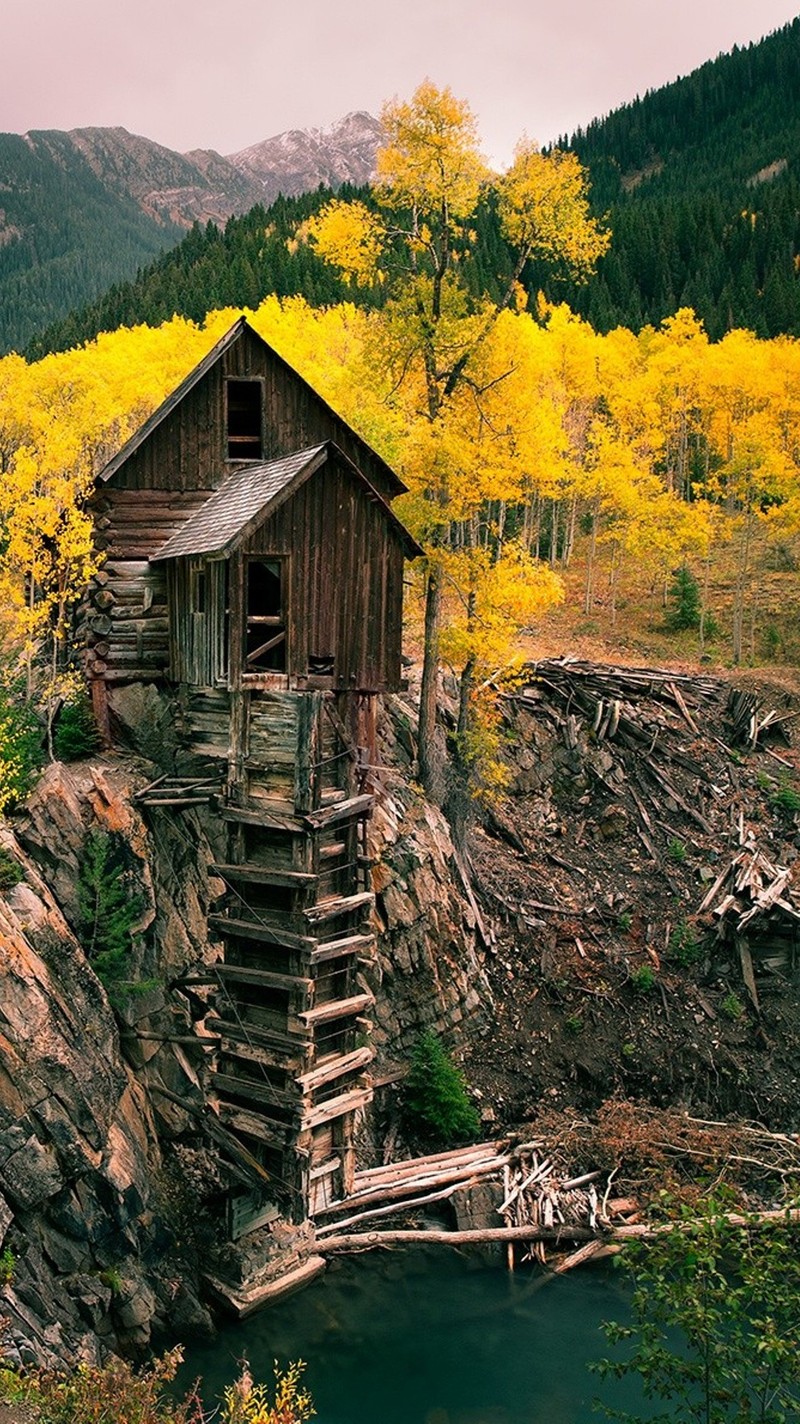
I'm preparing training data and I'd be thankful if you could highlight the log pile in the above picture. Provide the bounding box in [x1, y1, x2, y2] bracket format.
[314, 1141, 511, 1235]
[495, 1143, 639, 1268]
[726, 688, 798, 749]
[698, 840, 800, 1007]
[511, 658, 727, 848]
[699, 843, 800, 933]
[312, 1139, 640, 1270]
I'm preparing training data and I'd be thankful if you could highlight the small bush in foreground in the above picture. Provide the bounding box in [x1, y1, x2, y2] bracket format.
[77, 830, 152, 1008]
[222, 1360, 315, 1424]
[0, 684, 42, 814]
[0, 850, 23, 893]
[0, 1348, 314, 1424]
[401, 1030, 480, 1145]
[630, 964, 656, 994]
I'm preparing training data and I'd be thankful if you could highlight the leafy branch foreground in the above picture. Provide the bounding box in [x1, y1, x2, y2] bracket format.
[594, 1198, 800, 1424]
[0, 1347, 314, 1424]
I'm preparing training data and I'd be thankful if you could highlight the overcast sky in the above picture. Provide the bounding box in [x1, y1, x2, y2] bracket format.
[3, 0, 799, 167]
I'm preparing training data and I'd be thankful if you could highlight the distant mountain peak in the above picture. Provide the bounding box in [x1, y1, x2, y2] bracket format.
[226, 111, 382, 204]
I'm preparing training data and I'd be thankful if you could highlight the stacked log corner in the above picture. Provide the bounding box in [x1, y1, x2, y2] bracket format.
[207, 689, 377, 1223]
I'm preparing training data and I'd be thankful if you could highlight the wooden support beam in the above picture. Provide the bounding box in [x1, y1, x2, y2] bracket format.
[299, 1086, 373, 1131]
[303, 794, 374, 831]
[208, 913, 317, 952]
[219, 804, 304, 834]
[310, 933, 375, 965]
[318, 841, 347, 861]
[211, 862, 317, 888]
[299, 991, 374, 1027]
[214, 963, 314, 995]
[216, 1102, 294, 1149]
[214, 1072, 297, 1111]
[207, 1015, 313, 1055]
[219, 1037, 307, 1073]
[304, 891, 374, 925]
[296, 1046, 374, 1093]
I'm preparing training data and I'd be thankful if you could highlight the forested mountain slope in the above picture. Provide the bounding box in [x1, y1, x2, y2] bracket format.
[0, 131, 184, 353]
[547, 16, 800, 335]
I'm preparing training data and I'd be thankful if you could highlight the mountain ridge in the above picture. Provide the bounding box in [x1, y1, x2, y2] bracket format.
[0, 112, 382, 353]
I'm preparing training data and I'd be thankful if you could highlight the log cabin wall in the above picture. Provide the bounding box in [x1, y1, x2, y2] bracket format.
[243, 452, 405, 692]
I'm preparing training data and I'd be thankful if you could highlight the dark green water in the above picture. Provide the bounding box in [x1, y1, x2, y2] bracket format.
[177, 1249, 650, 1424]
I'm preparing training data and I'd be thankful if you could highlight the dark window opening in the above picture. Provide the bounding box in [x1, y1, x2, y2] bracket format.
[308, 653, 335, 676]
[194, 570, 206, 614]
[246, 558, 286, 672]
[227, 380, 263, 460]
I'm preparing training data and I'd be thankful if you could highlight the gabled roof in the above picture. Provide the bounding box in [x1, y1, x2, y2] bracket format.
[150, 441, 422, 563]
[98, 315, 406, 497]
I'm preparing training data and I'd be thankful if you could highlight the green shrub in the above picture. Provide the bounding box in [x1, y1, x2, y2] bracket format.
[769, 777, 800, 820]
[0, 684, 42, 814]
[721, 991, 745, 1021]
[0, 849, 23, 893]
[667, 837, 687, 863]
[665, 565, 701, 631]
[0, 1247, 15, 1285]
[667, 920, 703, 966]
[630, 964, 656, 993]
[54, 692, 100, 761]
[594, 1195, 800, 1423]
[78, 830, 150, 1008]
[401, 1030, 480, 1145]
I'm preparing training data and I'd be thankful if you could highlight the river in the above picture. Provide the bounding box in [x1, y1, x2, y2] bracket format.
[177, 1249, 651, 1424]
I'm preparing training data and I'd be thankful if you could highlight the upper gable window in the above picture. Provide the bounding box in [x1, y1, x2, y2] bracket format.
[226, 380, 263, 460]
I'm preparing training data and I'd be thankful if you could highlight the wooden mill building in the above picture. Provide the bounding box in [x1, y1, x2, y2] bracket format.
[85, 316, 420, 1224]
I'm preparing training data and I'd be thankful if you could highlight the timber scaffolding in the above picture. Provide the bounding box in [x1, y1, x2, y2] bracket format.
[153, 684, 381, 1228]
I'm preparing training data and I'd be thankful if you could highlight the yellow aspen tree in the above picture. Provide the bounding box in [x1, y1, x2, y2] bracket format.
[305, 82, 609, 795]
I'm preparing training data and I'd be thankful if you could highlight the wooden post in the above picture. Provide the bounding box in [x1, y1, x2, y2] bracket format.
[295, 692, 321, 814]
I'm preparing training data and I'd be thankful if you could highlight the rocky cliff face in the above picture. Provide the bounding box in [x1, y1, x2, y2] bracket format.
[0, 757, 224, 1366]
[0, 704, 488, 1365]
[68, 127, 264, 228]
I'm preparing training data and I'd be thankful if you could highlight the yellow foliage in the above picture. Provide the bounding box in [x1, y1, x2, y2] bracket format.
[497, 141, 610, 278]
[439, 541, 564, 673]
[377, 80, 489, 218]
[305, 201, 386, 288]
[221, 1360, 315, 1424]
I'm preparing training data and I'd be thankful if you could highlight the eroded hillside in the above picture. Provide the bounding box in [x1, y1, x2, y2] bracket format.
[460, 660, 800, 1129]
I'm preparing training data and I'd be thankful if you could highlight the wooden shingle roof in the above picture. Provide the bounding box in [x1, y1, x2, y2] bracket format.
[150, 441, 422, 562]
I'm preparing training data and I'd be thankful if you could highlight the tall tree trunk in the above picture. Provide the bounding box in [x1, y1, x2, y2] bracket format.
[418, 562, 443, 797]
[584, 500, 598, 615]
[549, 499, 560, 567]
[563, 494, 578, 568]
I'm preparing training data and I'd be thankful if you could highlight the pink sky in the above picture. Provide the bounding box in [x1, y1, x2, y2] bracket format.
[2, 0, 799, 166]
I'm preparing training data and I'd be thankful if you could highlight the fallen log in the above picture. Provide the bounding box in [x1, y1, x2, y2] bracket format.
[316, 1207, 800, 1255]
[317, 1225, 597, 1252]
